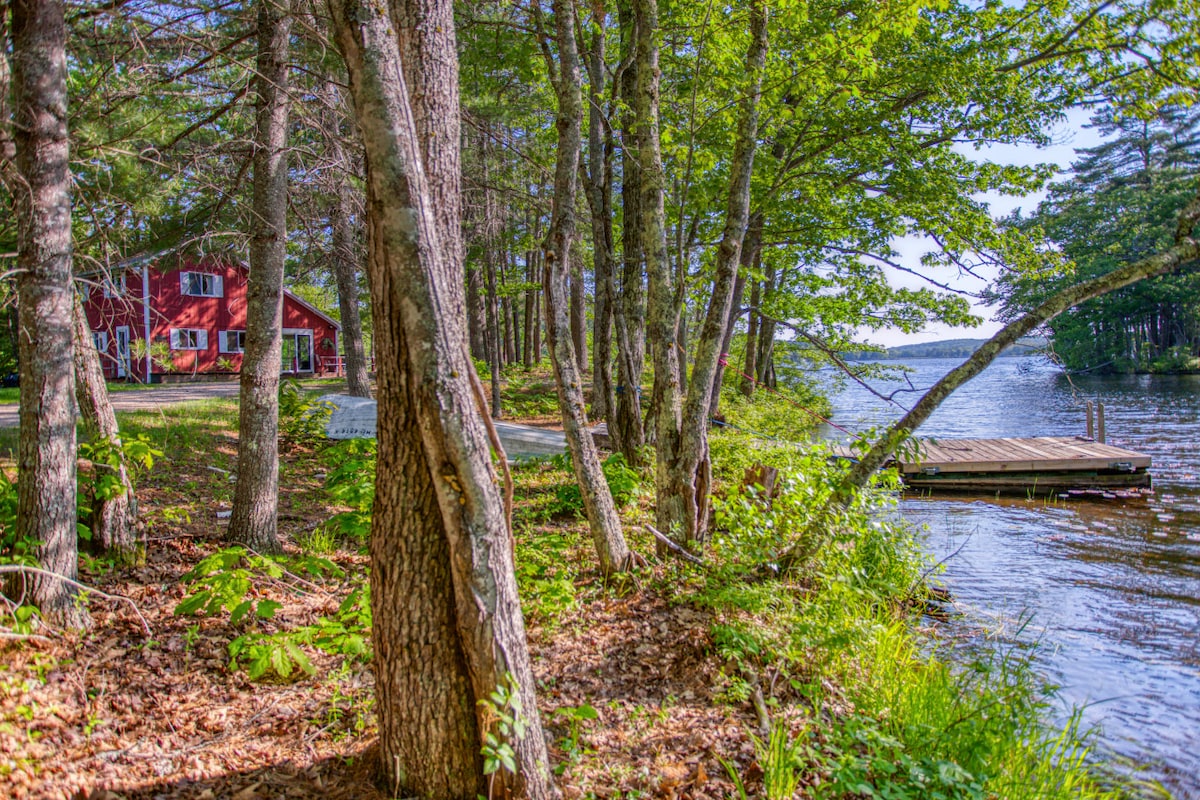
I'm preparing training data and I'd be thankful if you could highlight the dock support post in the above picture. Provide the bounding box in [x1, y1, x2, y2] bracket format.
[1086, 401, 1094, 440]
[1097, 402, 1106, 443]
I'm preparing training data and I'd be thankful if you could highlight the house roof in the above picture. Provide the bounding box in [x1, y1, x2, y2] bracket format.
[284, 287, 342, 332]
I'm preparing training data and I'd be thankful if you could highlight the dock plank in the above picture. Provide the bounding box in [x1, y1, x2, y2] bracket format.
[901, 436, 1150, 474]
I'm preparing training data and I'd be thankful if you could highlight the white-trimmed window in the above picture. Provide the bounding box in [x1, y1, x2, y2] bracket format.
[92, 331, 109, 353]
[102, 273, 127, 298]
[219, 330, 246, 353]
[170, 328, 208, 350]
[180, 271, 223, 298]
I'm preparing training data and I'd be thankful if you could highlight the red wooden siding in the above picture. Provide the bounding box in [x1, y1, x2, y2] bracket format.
[82, 257, 341, 382]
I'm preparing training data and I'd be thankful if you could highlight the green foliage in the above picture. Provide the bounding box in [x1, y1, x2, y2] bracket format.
[993, 105, 1200, 374]
[0, 471, 34, 569]
[227, 632, 316, 682]
[278, 381, 335, 445]
[547, 452, 642, 517]
[715, 381, 832, 444]
[78, 434, 162, 503]
[692, 447, 1122, 800]
[553, 703, 599, 767]
[322, 438, 376, 543]
[753, 720, 808, 800]
[513, 530, 578, 627]
[227, 581, 371, 683]
[479, 673, 528, 781]
[174, 546, 342, 624]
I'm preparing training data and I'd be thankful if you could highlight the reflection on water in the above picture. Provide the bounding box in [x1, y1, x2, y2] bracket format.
[819, 357, 1200, 797]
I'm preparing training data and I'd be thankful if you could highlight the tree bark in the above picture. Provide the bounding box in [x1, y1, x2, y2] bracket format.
[543, 0, 632, 576]
[582, 8, 616, 422]
[632, 0, 686, 544]
[324, 81, 372, 398]
[612, 0, 646, 463]
[710, 213, 760, 417]
[330, 180, 372, 397]
[10, 0, 86, 628]
[658, 0, 767, 547]
[742, 268, 760, 397]
[330, 0, 559, 796]
[467, 262, 487, 361]
[72, 294, 139, 564]
[842, 190, 1200, 494]
[229, 0, 292, 555]
[569, 251, 586, 373]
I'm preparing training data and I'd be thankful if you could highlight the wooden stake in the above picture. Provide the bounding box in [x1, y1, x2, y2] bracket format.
[1098, 402, 1106, 444]
[1086, 401, 1094, 440]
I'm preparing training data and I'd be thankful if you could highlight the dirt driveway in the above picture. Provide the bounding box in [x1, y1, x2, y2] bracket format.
[0, 382, 243, 428]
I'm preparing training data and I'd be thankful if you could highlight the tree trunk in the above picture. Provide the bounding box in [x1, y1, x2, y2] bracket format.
[324, 82, 372, 398]
[842, 190, 1200, 494]
[330, 181, 372, 397]
[467, 262, 487, 361]
[632, 0, 687, 544]
[229, 0, 292, 555]
[524, 235, 537, 368]
[612, 0, 646, 463]
[72, 294, 139, 564]
[569, 251, 587, 373]
[330, 1, 558, 796]
[10, 0, 86, 628]
[659, 0, 767, 547]
[710, 219, 759, 415]
[543, 0, 632, 576]
[742, 269, 760, 397]
[583, 9, 616, 422]
[709, 212, 760, 418]
[484, 231, 503, 415]
[754, 256, 777, 388]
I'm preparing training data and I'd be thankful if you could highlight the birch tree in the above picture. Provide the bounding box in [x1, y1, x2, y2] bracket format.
[542, 0, 633, 576]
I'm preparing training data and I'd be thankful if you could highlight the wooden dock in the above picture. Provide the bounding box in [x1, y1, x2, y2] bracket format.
[894, 436, 1151, 495]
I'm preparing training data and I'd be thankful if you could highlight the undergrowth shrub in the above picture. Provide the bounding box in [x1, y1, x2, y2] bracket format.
[322, 438, 376, 544]
[547, 452, 642, 517]
[697, 452, 1123, 800]
[175, 546, 370, 682]
[278, 380, 334, 446]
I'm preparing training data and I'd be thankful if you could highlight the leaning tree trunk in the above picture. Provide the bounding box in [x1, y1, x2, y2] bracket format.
[543, 0, 632, 576]
[660, 0, 767, 547]
[323, 81, 371, 398]
[72, 294, 139, 564]
[841, 191, 1200, 496]
[10, 0, 86, 628]
[330, 0, 559, 796]
[229, 0, 292, 555]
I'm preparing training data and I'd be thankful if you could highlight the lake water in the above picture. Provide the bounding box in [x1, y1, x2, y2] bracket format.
[818, 356, 1200, 798]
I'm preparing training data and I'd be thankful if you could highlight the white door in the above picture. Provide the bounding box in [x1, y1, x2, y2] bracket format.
[115, 326, 131, 378]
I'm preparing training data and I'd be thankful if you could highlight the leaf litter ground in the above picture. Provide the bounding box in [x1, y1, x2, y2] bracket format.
[1, 406, 761, 800]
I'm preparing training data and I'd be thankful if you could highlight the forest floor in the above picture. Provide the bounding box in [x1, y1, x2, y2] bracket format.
[0, 384, 761, 800]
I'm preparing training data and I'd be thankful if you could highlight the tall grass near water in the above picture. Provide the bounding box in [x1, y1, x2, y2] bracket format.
[696, 434, 1129, 799]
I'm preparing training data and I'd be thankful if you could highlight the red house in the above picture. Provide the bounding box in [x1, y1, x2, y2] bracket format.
[82, 257, 342, 382]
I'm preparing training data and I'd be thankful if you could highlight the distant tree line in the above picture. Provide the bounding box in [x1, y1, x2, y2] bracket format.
[992, 105, 1200, 374]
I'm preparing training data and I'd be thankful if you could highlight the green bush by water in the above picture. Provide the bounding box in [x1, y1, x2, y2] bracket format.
[693, 449, 1125, 800]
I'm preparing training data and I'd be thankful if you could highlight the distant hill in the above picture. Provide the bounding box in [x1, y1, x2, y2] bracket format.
[842, 337, 1047, 360]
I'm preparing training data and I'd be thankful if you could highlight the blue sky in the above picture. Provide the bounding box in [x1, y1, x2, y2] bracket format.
[868, 107, 1105, 347]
